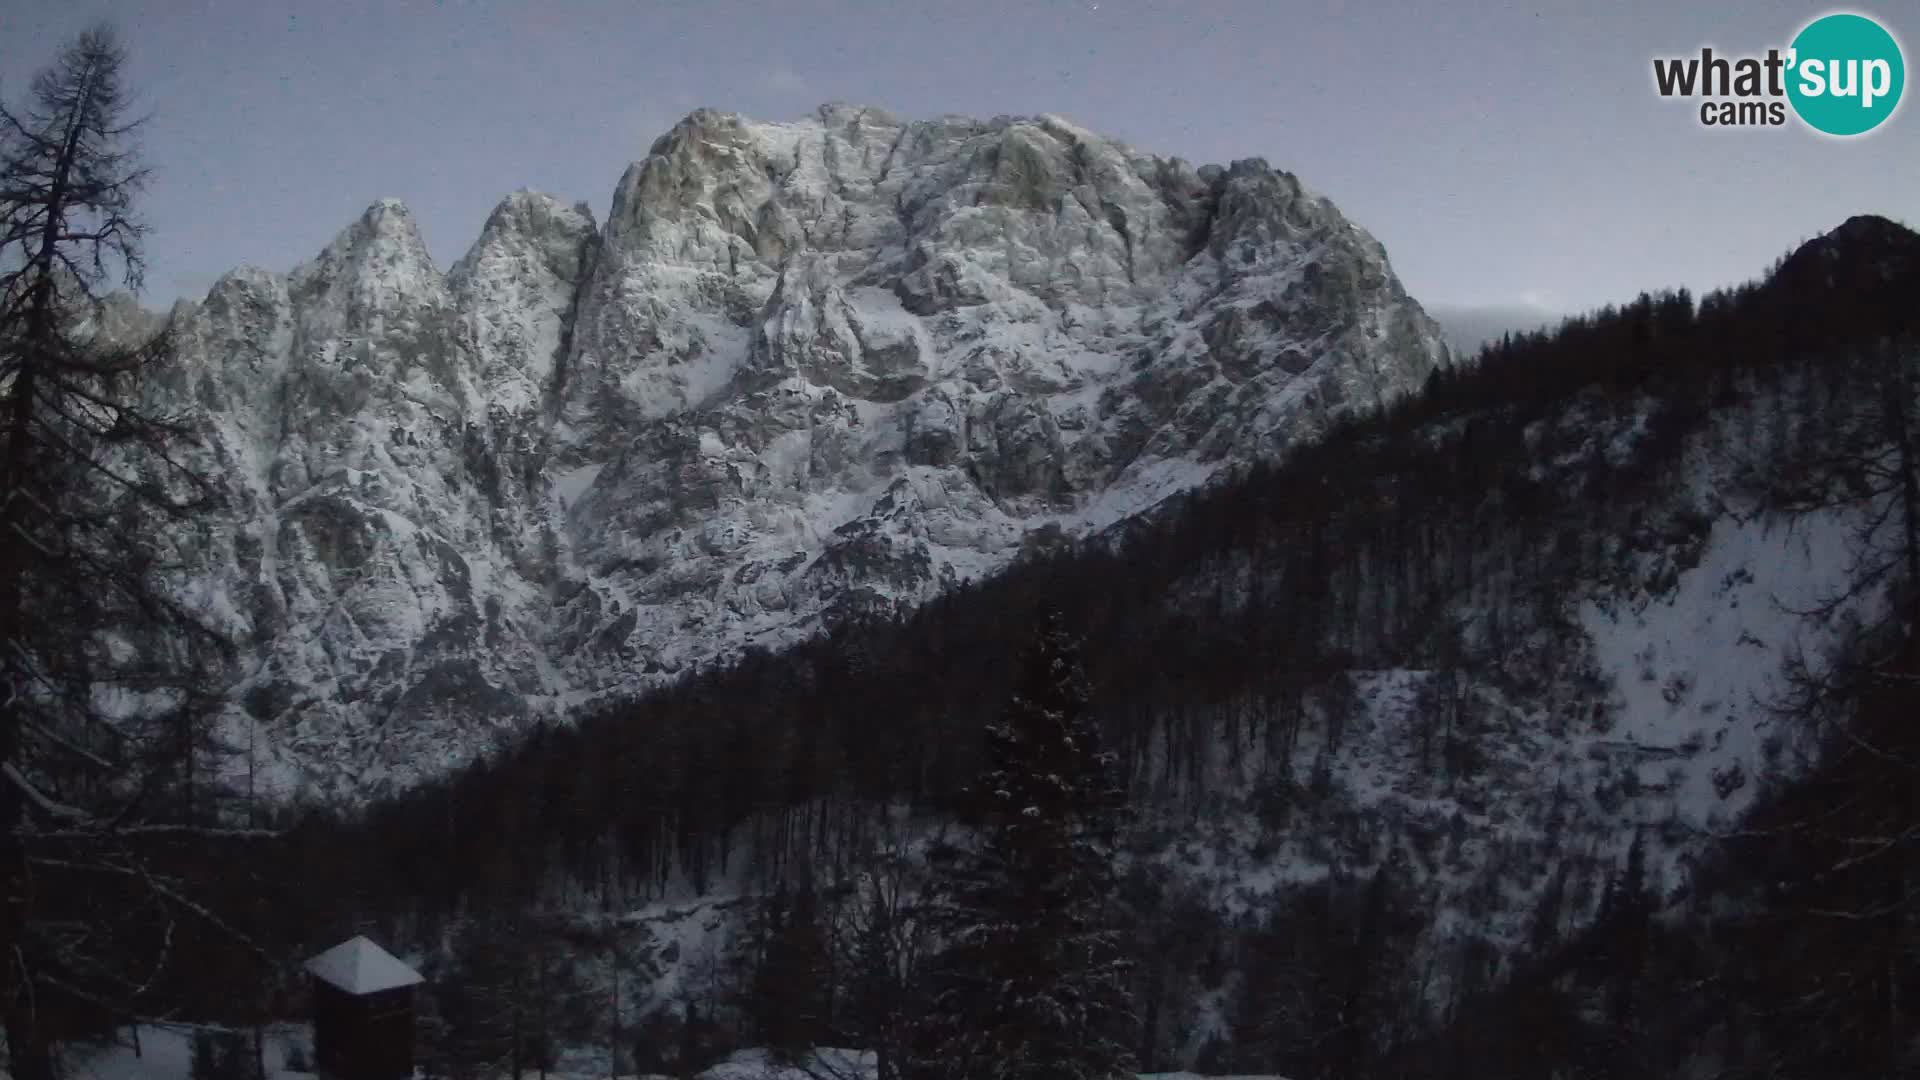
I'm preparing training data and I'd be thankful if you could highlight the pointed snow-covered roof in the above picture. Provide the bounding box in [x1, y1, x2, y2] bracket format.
[304, 935, 424, 995]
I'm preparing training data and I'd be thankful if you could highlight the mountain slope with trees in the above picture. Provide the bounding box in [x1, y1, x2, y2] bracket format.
[255, 214, 1920, 1078]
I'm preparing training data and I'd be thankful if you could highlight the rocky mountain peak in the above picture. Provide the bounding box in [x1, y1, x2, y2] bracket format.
[143, 105, 1446, 800]
[601, 107, 778, 270]
[446, 191, 601, 413]
[453, 191, 599, 287]
[288, 199, 445, 338]
[305, 198, 435, 275]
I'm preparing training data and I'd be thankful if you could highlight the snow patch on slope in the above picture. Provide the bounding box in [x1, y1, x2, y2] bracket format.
[1579, 508, 1863, 828]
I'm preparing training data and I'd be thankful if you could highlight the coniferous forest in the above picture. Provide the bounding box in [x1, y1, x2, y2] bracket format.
[5, 18, 1920, 1080]
[246, 216, 1918, 1078]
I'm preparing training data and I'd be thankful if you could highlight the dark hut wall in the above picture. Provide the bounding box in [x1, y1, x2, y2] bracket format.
[311, 980, 414, 1080]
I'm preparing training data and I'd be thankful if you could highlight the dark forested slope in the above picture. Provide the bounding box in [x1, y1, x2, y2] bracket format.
[264, 215, 1919, 1079]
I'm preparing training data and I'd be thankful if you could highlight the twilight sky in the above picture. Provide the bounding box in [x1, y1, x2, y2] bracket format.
[1, 0, 1914, 316]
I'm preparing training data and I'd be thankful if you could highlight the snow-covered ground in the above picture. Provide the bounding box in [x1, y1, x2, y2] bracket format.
[66, 1025, 315, 1080]
[1577, 506, 1864, 830]
[67, 1031, 1288, 1080]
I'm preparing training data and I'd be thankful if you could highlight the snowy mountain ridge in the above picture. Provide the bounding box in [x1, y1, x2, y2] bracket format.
[159, 210, 1915, 1073]
[140, 103, 1446, 800]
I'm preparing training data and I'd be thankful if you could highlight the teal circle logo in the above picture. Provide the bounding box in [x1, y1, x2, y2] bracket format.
[1787, 13, 1905, 136]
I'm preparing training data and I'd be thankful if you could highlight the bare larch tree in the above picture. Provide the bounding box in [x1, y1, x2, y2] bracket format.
[2, 24, 273, 1080]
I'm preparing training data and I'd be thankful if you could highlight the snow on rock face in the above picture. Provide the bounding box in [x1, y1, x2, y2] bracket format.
[448, 191, 600, 413]
[552, 104, 1443, 696]
[157, 104, 1445, 801]
[165, 194, 583, 799]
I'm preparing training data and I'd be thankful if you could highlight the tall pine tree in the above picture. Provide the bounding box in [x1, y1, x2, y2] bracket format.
[2, 25, 269, 1078]
[911, 607, 1135, 1080]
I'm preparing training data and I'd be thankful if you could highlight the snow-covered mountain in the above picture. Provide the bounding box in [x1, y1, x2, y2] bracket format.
[298, 213, 1917, 1074]
[147, 104, 1446, 799]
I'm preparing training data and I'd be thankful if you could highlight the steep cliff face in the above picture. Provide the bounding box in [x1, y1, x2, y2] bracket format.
[163, 200, 578, 792]
[552, 105, 1441, 694]
[154, 104, 1444, 799]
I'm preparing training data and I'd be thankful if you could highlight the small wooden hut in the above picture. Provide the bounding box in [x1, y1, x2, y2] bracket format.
[304, 936, 425, 1080]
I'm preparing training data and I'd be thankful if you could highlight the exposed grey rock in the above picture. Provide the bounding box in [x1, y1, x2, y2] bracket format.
[145, 104, 1443, 801]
